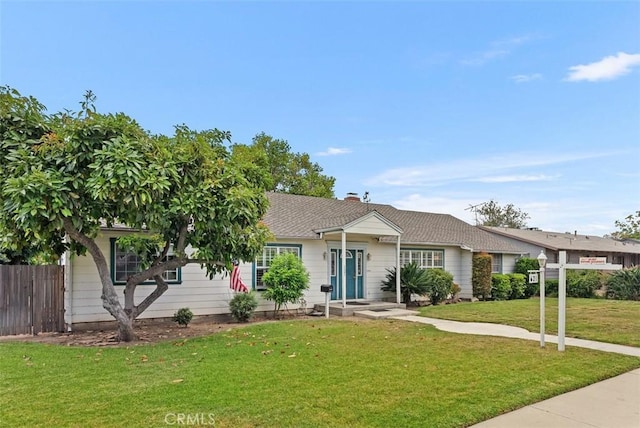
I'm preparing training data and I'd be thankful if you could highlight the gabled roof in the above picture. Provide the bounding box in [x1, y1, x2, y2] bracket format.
[480, 226, 640, 255]
[264, 193, 524, 253]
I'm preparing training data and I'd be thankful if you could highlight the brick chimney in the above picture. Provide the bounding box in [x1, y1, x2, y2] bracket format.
[344, 192, 360, 202]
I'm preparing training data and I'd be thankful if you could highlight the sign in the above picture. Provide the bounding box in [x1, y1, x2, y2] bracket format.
[528, 272, 539, 284]
[579, 257, 607, 265]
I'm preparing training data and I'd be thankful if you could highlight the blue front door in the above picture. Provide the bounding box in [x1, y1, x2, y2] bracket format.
[330, 249, 364, 300]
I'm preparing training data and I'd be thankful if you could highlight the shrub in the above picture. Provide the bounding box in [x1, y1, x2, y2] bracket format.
[424, 269, 454, 305]
[567, 270, 602, 298]
[229, 291, 259, 322]
[545, 279, 559, 297]
[172, 308, 193, 327]
[514, 257, 540, 298]
[451, 282, 461, 299]
[606, 266, 640, 301]
[491, 274, 512, 300]
[472, 253, 492, 300]
[381, 262, 429, 304]
[509, 273, 527, 299]
[262, 252, 309, 316]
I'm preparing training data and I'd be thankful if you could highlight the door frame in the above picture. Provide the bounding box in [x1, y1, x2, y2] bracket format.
[327, 243, 367, 301]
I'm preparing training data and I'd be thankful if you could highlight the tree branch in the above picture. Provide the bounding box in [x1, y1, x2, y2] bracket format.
[133, 275, 169, 318]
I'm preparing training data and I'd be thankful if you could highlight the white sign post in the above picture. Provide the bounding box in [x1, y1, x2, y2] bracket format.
[546, 251, 622, 351]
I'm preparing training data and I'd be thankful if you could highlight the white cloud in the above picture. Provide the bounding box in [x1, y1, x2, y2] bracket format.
[461, 34, 540, 66]
[472, 174, 557, 183]
[392, 194, 479, 221]
[366, 151, 617, 187]
[460, 49, 509, 66]
[510, 73, 542, 83]
[565, 52, 640, 82]
[316, 147, 352, 156]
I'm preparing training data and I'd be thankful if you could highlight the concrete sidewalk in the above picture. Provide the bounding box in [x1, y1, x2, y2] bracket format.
[471, 368, 640, 428]
[391, 314, 640, 427]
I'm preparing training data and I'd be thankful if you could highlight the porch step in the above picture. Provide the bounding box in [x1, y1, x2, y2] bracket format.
[353, 308, 419, 320]
[313, 301, 406, 317]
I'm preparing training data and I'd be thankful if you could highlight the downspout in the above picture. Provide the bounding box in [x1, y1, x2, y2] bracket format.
[63, 245, 73, 331]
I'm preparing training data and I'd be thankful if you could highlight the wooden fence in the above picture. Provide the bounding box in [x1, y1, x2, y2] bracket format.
[0, 265, 65, 336]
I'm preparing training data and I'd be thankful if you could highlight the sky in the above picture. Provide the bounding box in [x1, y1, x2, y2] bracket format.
[1, 1, 639, 237]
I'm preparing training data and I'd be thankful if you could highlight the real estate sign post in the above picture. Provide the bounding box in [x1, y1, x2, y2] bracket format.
[546, 251, 622, 351]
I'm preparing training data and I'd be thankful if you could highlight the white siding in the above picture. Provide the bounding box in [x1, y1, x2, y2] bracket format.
[69, 231, 484, 325]
[346, 216, 400, 236]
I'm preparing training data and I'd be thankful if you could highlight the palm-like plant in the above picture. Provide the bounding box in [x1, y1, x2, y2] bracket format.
[606, 267, 640, 301]
[381, 262, 430, 304]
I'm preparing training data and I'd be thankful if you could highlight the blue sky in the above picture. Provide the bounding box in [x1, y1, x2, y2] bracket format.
[2, 1, 639, 236]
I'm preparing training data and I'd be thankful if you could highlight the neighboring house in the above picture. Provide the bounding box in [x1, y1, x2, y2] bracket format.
[479, 226, 640, 278]
[63, 192, 526, 329]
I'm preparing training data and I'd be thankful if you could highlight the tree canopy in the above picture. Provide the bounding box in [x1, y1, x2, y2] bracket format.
[232, 132, 336, 198]
[475, 200, 530, 228]
[0, 87, 272, 341]
[611, 211, 640, 240]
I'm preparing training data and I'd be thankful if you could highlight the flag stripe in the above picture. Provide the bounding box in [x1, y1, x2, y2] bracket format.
[230, 264, 249, 293]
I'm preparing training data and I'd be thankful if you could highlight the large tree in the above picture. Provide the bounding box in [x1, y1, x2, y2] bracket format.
[232, 132, 336, 198]
[475, 200, 530, 228]
[611, 211, 640, 239]
[0, 87, 272, 341]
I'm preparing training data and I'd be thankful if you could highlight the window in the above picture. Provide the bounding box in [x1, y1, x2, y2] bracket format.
[400, 249, 444, 269]
[110, 238, 181, 285]
[330, 251, 337, 277]
[490, 253, 503, 273]
[254, 245, 301, 291]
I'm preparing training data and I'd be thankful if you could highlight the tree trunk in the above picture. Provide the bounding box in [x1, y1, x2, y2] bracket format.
[64, 219, 138, 342]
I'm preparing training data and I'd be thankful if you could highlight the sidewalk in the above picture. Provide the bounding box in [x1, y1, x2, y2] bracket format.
[392, 315, 640, 428]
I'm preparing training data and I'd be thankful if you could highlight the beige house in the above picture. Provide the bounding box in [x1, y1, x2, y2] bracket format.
[480, 226, 640, 278]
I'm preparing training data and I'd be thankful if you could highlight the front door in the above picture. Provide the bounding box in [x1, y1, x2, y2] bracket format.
[330, 249, 364, 300]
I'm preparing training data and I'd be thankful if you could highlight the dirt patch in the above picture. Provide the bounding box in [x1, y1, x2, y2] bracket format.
[0, 313, 321, 347]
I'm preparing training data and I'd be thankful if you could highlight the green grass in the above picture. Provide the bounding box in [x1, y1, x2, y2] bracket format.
[419, 298, 640, 347]
[1, 319, 639, 428]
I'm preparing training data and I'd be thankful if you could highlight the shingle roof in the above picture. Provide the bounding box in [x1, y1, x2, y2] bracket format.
[264, 193, 524, 253]
[480, 226, 640, 255]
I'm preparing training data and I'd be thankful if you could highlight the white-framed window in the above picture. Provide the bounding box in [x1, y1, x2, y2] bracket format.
[330, 251, 337, 277]
[490, 253, 503, 273]
[255, 245, 301, 291]
[110, 239, 181, 285]
[400, 249, 444, 269]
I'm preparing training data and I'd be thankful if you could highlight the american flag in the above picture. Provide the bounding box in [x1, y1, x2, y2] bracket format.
[230, 263, 249, 293]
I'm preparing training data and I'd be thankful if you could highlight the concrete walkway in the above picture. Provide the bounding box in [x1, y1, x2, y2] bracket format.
[395, 315, 640, 357]
[391, 314, 640, 428]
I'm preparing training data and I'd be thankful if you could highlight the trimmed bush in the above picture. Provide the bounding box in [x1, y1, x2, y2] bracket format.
[424, 268, 454, 305]
[472, 253, 492, 300]
[606, 266, 640, 301]
[509, 273, 527, 299]
[491, 274, 511, 300]
[514, 257, 540, 298]
[229, 291, 259, 322]
[545, 279, 559, 297]
[172, 308, 193, 327]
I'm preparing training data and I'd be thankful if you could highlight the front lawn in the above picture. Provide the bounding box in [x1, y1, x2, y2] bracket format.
[419, 298, 640, 347]
[1, 319, 639, 427]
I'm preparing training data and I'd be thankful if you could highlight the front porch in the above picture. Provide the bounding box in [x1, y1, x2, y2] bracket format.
[313, 300, 407, 317]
